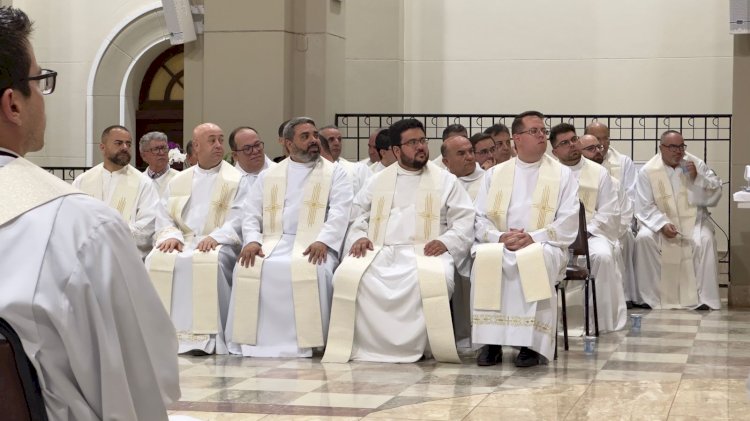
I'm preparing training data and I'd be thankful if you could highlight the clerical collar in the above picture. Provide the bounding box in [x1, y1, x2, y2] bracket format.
[289, 158, 317, 169]
[569, 159, 584, 172]
[516, 157, 542, 169]
[195, 162, 222, 175]
[0, 148, 20, 158]
[396, 164, 422, 176]
[147, 167, 168, 179]
[462, 166, 485, 182]
[103, 164, 130, 175]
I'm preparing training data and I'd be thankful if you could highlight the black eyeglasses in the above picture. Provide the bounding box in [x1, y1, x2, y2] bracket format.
[21, 69, 57, 95]
[517, 127, 549, 137]
[146, 146, 169, 154]
[234, 142, 265, 154]
[553, 136, 580, 149]
[581, 144, 604, 153]
[660, 143, 687, 152]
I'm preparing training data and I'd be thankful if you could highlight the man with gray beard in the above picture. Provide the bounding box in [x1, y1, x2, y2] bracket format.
[73, 125, 160, 258]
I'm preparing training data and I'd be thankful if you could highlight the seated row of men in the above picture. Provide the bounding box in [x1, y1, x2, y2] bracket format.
[72, 111, 722, 369]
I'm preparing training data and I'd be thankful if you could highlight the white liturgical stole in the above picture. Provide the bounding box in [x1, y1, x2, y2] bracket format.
[473, 155, 561, 312]
[323, 162, 460, 364]
[643, 153, 698, 308]
[604, 147, 624, 183]
[232, 157, 334, 348]
[577, 159, 600, 223]
[77, 164, 141, 222]
[149, 161, 242, 335]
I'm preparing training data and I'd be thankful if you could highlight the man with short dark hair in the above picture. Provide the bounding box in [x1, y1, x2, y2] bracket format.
[634, 130, 722, 310]
[185, 139, 198, 167]
[431, 123, 468, 169]
[324, 118, 474, 363]
[320, 124, 371, 192]
[472, 111, 578, 368]
[140, 130, 179, 197]
[73, 125, 160, 258]
[470, 133, 497, 170]
[371, 128, 396, 173]
[0, 6, 179, 419]
[485, 123, 514, 163]
[550, 123, 626, 333]
[228, 126, 274, 177]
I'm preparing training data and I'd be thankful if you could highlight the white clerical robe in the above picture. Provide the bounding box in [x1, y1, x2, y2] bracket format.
[73, 163, 160, 258]
[472, 158, 578, 362]
[146, 162, 243, 354]
[565, 158, 627, 334]
[151, 168, 179, 198]
[0, 156, 179, 421]
[226, 159, 352, 357]
[344, 165, 474, 362]
[634, 154, 722, 309]
[235, 155, 275, 177]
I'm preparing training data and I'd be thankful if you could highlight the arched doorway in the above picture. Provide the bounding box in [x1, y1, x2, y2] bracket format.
[135, 45, 184, 169]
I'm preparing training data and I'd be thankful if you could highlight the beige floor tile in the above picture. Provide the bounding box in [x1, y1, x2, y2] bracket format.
[178, 387, 225, 402]
[365, 402, 475, 420]
[398, 384, 495, 398]
[260, 416, 362, 421]
[230, 378, 327, 392]
[289, 392, 393, 409]
[621, 337, 695, 347]
[464, 405, 568, 420]
[695, 333, 750, 343]
[594, 370, 683, 382]
[179, 365, 273, 378]
[169, 411, 267, 420]
[608, 351, 689, 364]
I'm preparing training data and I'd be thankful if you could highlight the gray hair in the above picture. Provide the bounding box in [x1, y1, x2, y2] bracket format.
[282, 116, 316, 141]
[139, 131, 168, 153]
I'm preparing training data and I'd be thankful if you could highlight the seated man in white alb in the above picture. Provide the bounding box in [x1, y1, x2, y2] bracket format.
[73, 125, 160, 258]
[227, 117, 352, 357]
[0, 7, 180, 418]
[472, 111, 578, 368]
[324, 118, 474, 364]
[441, 134, 484, 347]
[139, 131, 179, 198]
[484, 123, 514, 165]
[319, 124, 371, 193]
[229, 125, 275, 178]
[550, 125, 625, 333]
[146, 122, 243, 354]
[369, 128, 397, 175]
[586, 121, 643, 307]
[634, 130, 722, 310]
[431, 123, 468, 169]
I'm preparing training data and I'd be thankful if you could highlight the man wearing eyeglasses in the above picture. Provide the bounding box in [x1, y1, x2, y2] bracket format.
[585, 122, 643, 308]
[472, 111, 579, 368]
[73, 125, 161, 258]
[470, 133, 497, 170]
[320, 124, 372, 194]
[550, 125, 626, 335]
[634, 130, 722, 311]
[0, 6, 179, 419]
[228, 126, 275, 177]
[140, 131, 179, 197]
[323, 118, 474, 364]
[484, 123, 515, 164]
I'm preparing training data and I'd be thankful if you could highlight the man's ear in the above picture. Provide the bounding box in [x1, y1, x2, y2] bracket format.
[0, 88, 23, 126]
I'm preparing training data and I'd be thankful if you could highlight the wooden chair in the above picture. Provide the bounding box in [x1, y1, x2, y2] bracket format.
[557, 201, 599, 352]
[0, 317, 48, 421]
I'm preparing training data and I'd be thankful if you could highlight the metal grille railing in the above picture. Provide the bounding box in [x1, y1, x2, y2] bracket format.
[44, 167, 89, 183]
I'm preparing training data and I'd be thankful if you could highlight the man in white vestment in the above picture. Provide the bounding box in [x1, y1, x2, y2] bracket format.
[550, 125, 626, 333]
[323, 118, 474, 364]
[320, 124, 371, 192]
[226, 117, 352, 357]
[368, 128, 397, 175]
[139, 131, 179, 197]
[485, 123, 515, 164]
[470, 133, 497, 171]
[634, 130, 722, 310]
[185, 139, 198, 167]
[73, 125, 160, 258]
[441, 135, 484, 347]
[146, 122, 243, 354]
[586, 122, 643, 307]
[431, 123, 468, 169]
[0, 7, 180, 419]
[228, 126, 275, 177]
[472, 111, 578, 367]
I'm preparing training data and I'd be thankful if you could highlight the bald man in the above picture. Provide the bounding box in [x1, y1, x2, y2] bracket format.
[146, 123, 244, 355]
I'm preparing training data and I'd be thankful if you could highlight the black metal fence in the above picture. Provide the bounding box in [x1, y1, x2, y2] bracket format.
[45, 167, 88, 183]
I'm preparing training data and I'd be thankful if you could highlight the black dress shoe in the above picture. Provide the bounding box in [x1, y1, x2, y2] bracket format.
[695, 304, 711, 311]
[635, 303, 651, 309]
[515, 347, 540, 368]
[477, 344, 502, 366]
[626, 301, 634, 309]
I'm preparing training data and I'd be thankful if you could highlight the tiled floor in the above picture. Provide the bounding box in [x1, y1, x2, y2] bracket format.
[169, 307, 750, 420]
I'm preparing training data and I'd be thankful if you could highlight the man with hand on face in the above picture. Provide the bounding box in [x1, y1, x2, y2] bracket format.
[73, 125, 160, 258]
[146, 122, 244, 355]
[634, 130, 722, 310]
[323, 118, 474, 364]
[226, 117, 352, 358]
[472, 111, 578, 368]
[470, 133, 497, 171]
[550, 124, 626, 334]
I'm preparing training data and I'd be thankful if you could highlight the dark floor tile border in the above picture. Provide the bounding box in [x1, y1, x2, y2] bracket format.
[168, 401, 373, 417]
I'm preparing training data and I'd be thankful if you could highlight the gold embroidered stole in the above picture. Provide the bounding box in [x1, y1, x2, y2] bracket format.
[473, 155, 560, 312]
[323, 162, 460, 363]
[78, 164, 141, 222]
[643, 154, 698, 308]
[578, 159, 600, 223]
[604, 147, 624, 183]
[232, 157, 334, 348]
[149, 161, 241, 335]
[0, 158, 80, 226]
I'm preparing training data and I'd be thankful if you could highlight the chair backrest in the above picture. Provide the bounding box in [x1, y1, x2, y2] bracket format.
[568, 201, 592, 271]
[0, 318, 48, 421]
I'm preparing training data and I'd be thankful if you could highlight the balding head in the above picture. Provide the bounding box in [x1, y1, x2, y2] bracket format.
[441, 135, 475, 177]
[192, 122, 225, 169]
[578, 134, 604, 164]
[585, 122, 611, 156]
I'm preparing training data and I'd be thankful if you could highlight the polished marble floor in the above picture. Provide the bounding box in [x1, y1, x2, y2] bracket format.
[169, 306, 750, 420]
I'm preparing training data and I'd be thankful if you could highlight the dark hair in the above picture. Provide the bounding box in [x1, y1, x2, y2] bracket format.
[549, 123, 576, 147]
[186, 140, 194, 156]
[228, 126, 257, 150]
[442, 123, 467, 140]
[484, 123, 510, 137]
[469, 132, 494, 148]
[388, 118, 425, 148]
[278, 119, 290, 138]
[511, 111, 544, 135]
[0, 7, 33, 97]
[375, 129, 390, 153]
[101, 125, 130, 142]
